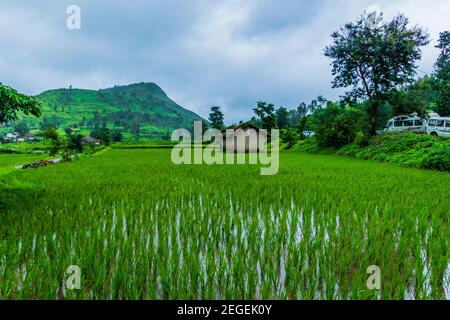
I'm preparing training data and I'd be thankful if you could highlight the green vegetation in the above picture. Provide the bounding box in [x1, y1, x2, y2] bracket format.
[208, 106, 225, 130]
[0, 142, 48, 154]
[337, 132, 450, 171]
[1, 82, 205, 141]
[0, 9, 448, 302]
[435, 31, 450, 117]
[247, 15, 448, 157]
[0, 154, 50, 179]
[293, 132, 450, 172]
[0, 83, 41, 123]
[324, 12, 430, 136]
[0, 149, 448, 299]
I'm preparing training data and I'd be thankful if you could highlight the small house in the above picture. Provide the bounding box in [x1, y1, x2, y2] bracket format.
[81, 136, 101, 145]
[4, 132, 19, 142]
[221, 123, 267, 153]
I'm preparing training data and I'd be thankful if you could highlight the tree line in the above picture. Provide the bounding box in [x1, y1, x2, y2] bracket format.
[208, 12, 449, 148]
[1, 11, 449, 149]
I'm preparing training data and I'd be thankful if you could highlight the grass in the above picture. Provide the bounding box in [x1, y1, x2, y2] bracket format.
[0, 154, 51, 168]
[0, 154, 52, 179]
[0, 142, 49, 154]
[0, 82, 205, 140]
[0, 149, 449, 300]
[294, 132, 450, 172]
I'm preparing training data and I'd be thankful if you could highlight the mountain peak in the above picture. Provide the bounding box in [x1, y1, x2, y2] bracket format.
[101, 82, 167, 97]
[28, 82, 205, 139]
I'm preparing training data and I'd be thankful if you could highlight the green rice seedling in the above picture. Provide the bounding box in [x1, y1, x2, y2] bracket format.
[0, 149, 448, 299]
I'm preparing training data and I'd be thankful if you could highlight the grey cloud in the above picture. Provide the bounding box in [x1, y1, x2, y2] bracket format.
[0, 0, 448, 123]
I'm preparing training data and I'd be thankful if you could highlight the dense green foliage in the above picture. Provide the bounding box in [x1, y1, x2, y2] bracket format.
[208, 106, 224, 130]
[291, 132, 450, 172]
[253, 102, 277, 129]
[0, 154, 50, 179]
[337, 132, 450, 171]
[0, 149, 448, 299]
[42, 128, 63, 156]
[0, 84, 41, 123]
[435, 31, 450, 117]
[1, 83, 204, 140]
[324, 13, 430, 136]
[311, 103, 364, 147]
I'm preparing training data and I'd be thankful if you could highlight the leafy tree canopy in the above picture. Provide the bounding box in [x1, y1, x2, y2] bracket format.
[312, 103, 364, 147]
[0, 83, 41, 123]
[276, 107, 289, 129]
[434, 31, 450, 82]
[253, 101, 277, 129]
[208, 106, 224, 130]
[324, 12, 429, 136]
[435, 31, 450, 116]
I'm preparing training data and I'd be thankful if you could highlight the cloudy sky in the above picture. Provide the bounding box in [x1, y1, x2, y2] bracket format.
[0, 0, 449, 123]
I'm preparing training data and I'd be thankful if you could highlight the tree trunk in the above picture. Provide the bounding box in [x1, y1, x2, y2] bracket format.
[368, 100, 379, 137]
[369, 115, 377, 137]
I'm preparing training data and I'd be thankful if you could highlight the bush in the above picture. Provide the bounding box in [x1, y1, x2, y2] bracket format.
[354, 132, 370, 147]
[421, 145, 450, 171]
[309, 132, 450, 172]
[292, 138, 320, 153]
[312, 103, 363, 147]
[280, 128, 300, 149]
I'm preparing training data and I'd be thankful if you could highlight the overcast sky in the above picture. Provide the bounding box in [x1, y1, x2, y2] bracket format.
[0, 0, 449, 123]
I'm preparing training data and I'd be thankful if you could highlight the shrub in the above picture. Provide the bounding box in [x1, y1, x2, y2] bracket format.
[312, 103, 363, 147]
[292, 138, 320, 153]
[304, 132, 450, 172]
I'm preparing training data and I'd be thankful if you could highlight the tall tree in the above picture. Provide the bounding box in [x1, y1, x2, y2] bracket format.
[276, 107, 289, 129]
[42, 128, 62, 156]
[435, 31, 450, 116]
[324, 12, 429, 136]
[253, 102, 277, 129]
[66, 134, 83, 153]
[208, 106, 224, 130]
[387, 76, 437, 118]
[437, 83, 450, 116]
[435, 31, 450, 82]
[14, 120, 29, 135]
[0, 83, 41, 123]
[131, 120, 140, 142]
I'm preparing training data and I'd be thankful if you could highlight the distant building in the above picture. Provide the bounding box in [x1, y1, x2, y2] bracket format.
[221, 123, 267, 153]
[81, 136, 101, 145]
[24, 132, 36, 141]
[4, 132, 19, 142]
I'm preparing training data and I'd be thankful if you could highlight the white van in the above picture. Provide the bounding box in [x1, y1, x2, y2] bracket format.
[426, 117, 450, 138]
[385, 115, 426, 133]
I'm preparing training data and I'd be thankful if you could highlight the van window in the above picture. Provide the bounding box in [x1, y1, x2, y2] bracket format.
[387, 121, 393, 128]
[414, 120, 423, 126]
[394, 121, 403, 127]
[437, 120, 445, 127]
[428, 119, 436, 126]
[404, 120, 414, 127]
[446, 121, 450, 128]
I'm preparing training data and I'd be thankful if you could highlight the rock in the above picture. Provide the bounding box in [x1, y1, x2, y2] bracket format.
[22, 160, 56, 169]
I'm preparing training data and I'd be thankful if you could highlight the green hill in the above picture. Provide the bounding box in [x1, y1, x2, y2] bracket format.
[4, 82, 205, 140]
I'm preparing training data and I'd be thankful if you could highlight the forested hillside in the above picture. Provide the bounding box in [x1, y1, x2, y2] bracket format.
[2, 82, 204, 140]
